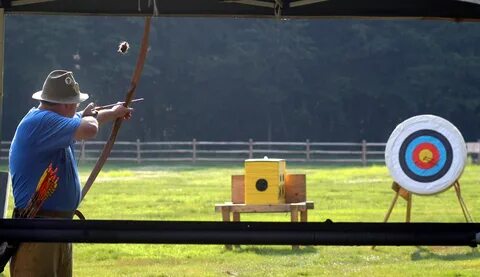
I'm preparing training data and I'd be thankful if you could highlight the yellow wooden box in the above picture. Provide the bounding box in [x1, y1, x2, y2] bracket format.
[244, 158, 286, 204]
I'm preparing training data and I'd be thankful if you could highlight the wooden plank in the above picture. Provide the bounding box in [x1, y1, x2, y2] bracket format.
[253, 142, 306, 146]
[231, 175, 245, 204]
[367, 143, 387, 146]
[310, 150, 363, 154]
[215, 202, 313, 213]
[292, 201, 314, 209]
[139, 150, 194, 153]
[197, 141, 250, 145]
[195, 150, 249, 154]
[141, 141, 193, 145]
[309, 142, 363, 146]
[251, 150, 307, 154]
[285, 174, 306, 203]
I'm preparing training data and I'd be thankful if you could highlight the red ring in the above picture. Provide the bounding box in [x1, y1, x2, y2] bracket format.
[413, 143, 440, 169]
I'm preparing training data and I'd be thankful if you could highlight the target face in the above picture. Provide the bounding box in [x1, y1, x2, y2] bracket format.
[385, 115, 466, 195]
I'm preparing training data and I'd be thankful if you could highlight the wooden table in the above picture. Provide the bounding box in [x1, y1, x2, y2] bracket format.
[214, 201, 314, 250]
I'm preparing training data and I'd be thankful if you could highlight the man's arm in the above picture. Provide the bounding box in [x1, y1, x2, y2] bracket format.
[74, 117, 98, 140]
[76, 102, 133, 140]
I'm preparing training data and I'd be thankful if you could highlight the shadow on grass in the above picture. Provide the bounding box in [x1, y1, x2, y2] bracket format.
[230, 245, 317, 256]
[411, 246, 480, 261]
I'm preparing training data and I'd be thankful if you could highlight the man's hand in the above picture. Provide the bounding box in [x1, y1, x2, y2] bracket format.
[81, 102, 98, 118]
[111, 103, 133, 120]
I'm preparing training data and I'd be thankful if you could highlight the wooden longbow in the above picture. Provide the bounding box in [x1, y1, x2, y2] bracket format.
[81, 17, 152, 201]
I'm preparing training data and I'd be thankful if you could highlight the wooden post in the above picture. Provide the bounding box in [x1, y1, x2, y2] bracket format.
[136, 139, 141, 164]
[0, 9, 4, 154]
[80, 140, 86, 163]
[233, 212, 241, 249]
[0, 172, 8, 218]
[477, 139, 480, 164]
[300, 210, 308, 222]
[221, 206, 232, 250]
[406, 193, 412, 223]
[291, 205, 300, 250]
[383, 189, 399, 223]
[192, 138, 197, 163]
[361, 139, 367, 166]
[453, 181, 473, 223]
[373, 182, 404, 250]
[248, 138, 253, 159]
[306, 139, 310, 161]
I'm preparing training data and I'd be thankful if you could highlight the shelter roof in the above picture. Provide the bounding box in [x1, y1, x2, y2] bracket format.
[3, 0, 480, 21]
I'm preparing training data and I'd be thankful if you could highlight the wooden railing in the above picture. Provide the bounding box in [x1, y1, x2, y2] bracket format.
[1, 139, 480, 165]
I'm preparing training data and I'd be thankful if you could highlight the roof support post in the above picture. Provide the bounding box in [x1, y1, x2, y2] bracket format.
[0, 8, 4, 145]
[0, 8, 7, 219]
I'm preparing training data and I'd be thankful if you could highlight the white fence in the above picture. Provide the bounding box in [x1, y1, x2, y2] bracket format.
[1, 139, 480, 165]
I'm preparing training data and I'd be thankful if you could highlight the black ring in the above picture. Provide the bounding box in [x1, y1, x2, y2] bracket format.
[255, 179, 268, 192]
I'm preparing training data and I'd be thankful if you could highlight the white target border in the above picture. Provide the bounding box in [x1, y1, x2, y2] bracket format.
[385, 114, 467, 195]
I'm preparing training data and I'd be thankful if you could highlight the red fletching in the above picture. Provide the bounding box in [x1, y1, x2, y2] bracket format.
[20, 163, 60, 218]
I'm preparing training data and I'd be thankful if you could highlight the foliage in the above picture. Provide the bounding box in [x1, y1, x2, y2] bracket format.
[3, 16, 480, 142]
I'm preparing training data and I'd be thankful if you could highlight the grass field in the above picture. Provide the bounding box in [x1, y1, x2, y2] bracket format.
[1, 162, 480, 276]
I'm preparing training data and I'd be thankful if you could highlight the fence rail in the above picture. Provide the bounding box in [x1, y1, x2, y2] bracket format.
[1, 139, 480, 165]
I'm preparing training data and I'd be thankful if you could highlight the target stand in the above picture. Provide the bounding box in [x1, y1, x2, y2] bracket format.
[372, 180, 474, 249]
[381, 181, 473, 225]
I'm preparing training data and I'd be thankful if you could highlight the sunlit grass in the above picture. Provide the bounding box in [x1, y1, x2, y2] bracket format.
[1, 162, 479, 276]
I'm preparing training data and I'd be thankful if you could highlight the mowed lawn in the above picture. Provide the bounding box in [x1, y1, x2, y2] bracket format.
[2, 162, 480, 276]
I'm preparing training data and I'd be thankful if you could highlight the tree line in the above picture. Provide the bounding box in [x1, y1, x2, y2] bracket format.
[3, 15, 480, 142]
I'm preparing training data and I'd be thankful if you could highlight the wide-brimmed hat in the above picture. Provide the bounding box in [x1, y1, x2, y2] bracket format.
[32, 70, 89, 104]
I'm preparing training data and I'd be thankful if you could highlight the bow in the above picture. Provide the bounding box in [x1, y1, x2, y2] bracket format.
[81, 17, 152, 201]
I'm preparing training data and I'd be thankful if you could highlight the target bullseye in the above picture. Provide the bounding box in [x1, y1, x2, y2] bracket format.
[414, 144, 438, 169]
[413, 144, 437, 168]
[385, 115, 466, 195]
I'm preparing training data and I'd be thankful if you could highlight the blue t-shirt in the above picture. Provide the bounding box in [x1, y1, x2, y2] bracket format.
[9, 108, 82, 212]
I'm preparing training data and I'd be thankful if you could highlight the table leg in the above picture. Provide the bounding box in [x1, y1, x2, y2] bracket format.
[221, 207, 232, 250]
[291, 206, 299, 250]
[300, 210, 308, 222]
[233, 212, 241, 249]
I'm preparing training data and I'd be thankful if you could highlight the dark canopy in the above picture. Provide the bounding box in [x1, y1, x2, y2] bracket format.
[3, 0, 480, 21]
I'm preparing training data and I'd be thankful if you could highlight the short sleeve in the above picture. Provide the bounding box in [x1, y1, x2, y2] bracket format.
[36, 112, 82, 150]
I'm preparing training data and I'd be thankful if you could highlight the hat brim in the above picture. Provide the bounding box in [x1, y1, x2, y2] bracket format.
[32, 90, 89, 104]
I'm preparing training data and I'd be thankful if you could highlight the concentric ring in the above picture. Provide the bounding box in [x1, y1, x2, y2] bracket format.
[399, 130, 452, 183]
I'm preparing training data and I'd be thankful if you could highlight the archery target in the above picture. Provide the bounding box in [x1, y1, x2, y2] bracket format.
[385, 115, 467, 195]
